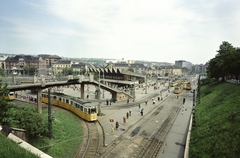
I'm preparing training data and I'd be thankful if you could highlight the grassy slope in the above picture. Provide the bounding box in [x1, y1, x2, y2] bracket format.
[0, 133, 39, 158]
[29, 109, 84, 158]
[189, 81, 240, 158]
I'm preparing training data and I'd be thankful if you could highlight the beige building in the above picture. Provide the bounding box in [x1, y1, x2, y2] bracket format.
[52, 60, 72, 75]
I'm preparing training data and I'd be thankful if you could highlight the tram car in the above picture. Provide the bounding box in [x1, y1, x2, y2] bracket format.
[186, 82, 191, 90]
[174, 84, 184, 94]
[0, 92, 15, 101]
[41, 92, 97, 122]
[170, 82, 179, 87]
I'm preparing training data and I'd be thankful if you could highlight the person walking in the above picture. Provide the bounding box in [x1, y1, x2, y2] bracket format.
[106, 99, 109, 105]
[129, 109, 131, 116]
[123, 116, 126, 124]
[126, 112, 129, 119]
[183, 98, 186, 104]
[158, 96, 160, 101]
[115, 121, 119, 131]
[141, 108, 144, 116]
[145, 100, 148, 105]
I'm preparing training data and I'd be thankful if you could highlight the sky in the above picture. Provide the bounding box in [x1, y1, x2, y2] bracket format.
[0, 0, 240, 64]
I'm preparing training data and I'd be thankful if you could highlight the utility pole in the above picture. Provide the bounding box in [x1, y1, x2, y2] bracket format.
[98, 70, 101, 116]
[48, 89, 52, 138]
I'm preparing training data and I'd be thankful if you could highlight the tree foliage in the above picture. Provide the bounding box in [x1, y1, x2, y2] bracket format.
[207, 41, 240, 80]
[23, 66, 37, 75]
[13, 106, 48, 138]
[0, 68, 5, 76]
[0, 79, 48, 138]
[62, 67, 73, 75]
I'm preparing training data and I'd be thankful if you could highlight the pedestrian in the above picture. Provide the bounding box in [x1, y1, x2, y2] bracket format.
[177, 95, 179, 99]
[123, 116, 126, 124]
[127, 99, 129, 103]
[86, 94, 89, 99]
[111, 126, 114, 134]
[126, 112, 129, 119]
[115, 121, 119, 131]
[158, 96, 160, 101]
[110, 99, 112, 105]
[106, 99, 109, 105]
[15, 92, 18, 98]
[153, 100, 155, 105]
[145, 100, 148, 105]
[183, 98, 186, 104]
[129, 109, 131, 116]
[141, 108, 143, 116]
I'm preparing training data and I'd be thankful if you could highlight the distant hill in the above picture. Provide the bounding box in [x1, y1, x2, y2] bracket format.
[189, 80, 240, 157]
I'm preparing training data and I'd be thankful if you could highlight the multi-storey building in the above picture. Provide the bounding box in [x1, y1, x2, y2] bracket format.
[5, 55, 44, 75]
[52, 60, 72, 75]
[0, 55, 8, 70]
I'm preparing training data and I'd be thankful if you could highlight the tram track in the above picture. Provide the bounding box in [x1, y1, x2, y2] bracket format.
[74, 121, 104, 158]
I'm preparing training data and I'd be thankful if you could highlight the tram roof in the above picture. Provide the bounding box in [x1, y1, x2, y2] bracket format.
[42, 92, 96, 108]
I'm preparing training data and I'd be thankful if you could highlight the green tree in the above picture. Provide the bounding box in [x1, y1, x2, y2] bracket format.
[128, 68, 134, 72]
[62, 67, 73, 76]
[0, 79, 15, 125]
[13, 106, 48, 138]
[0, 68, 5, 76]
[23, 66, 37, 75]
[207, 41, 237, 81]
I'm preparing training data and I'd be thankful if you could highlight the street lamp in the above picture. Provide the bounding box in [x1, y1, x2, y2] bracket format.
[102, 68, 105, 98]
[97, 69, 101, 116]
[145, 66, 150, 94]
[98, 66, 105, 98]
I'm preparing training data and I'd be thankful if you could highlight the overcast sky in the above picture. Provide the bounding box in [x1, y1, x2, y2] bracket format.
[1, 0, 239, 64]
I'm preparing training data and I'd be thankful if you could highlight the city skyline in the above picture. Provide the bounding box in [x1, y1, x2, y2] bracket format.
[1, 1, 240, 65]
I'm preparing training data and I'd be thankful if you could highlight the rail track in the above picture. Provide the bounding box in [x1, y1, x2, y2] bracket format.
[74, 121, 104, 158]
[133, 107, 180, 158]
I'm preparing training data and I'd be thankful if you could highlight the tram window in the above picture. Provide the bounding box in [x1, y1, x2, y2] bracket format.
[80, 106, 83, 111]
[70, 101, 73, 105]
[84, 108, 88, 113]
[53, 96, 57, 100]
[63, 99, 65, 103]
[59, 97, 62, 101]
[74, 103, 77, 108]
[66, 99, 69, 104]
[75, 103, 79, 108]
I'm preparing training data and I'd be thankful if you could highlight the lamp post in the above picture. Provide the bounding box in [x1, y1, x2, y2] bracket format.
[102, 68, 105, 98]
[98, 69, 101, 115]
[145, 66, 150, 94]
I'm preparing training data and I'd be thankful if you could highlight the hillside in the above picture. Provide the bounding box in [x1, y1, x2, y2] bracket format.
[189, 81, 240, 157]
[0, 133, 39, 158]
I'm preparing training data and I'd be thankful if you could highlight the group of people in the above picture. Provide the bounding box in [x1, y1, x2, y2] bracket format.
[106, 98, 112, 105]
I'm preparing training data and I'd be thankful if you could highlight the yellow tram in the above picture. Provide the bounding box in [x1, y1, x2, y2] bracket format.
[186, 82, 191, 90]
[174, 84, 184, 94]
[0, 92, 15, 101]
[170, 82, 179, 87]
[41, 92, 97, 122]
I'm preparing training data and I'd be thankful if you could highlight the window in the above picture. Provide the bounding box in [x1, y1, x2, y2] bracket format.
[66, 99, 69, 104]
